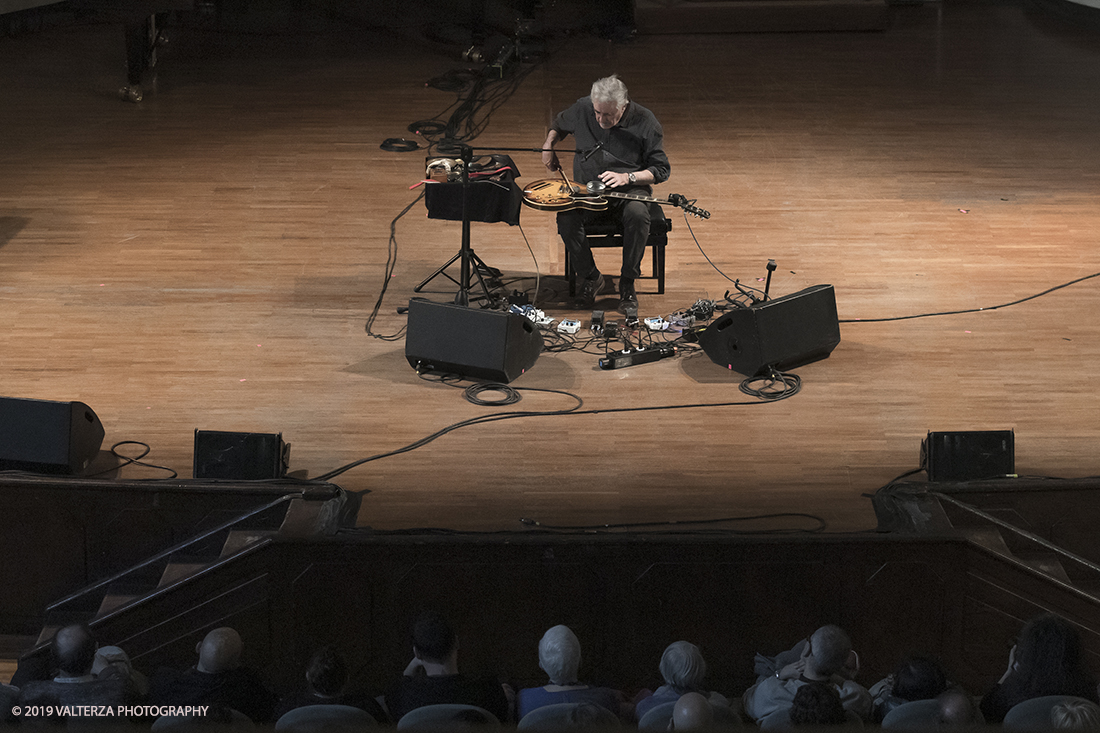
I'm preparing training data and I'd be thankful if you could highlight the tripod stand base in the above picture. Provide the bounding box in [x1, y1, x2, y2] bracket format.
[414, 248, 502, 303]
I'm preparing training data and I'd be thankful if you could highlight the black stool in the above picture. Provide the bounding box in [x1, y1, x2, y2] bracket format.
[565, 204, 672, 296]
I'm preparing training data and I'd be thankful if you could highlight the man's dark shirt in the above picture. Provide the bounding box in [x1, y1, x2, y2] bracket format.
[551, 96, 670, 188]
[385, 672, 509, 723]
[149, 666, 276, 724]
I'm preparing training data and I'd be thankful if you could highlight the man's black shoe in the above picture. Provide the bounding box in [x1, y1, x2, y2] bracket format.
[575, 273, 606, 308]
[617, 280, 638, 316]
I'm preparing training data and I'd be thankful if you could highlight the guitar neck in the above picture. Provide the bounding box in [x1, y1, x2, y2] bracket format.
[603, 191, 671, 206]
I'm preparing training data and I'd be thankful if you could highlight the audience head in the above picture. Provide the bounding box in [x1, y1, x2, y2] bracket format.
[1051, 698, 1100, 730]
[807, 625, 853, 678]
[91, 646, 131, 678]
[893, 655, 949, 701]
[305, 645, 348, 697]
[660, 641, 707, 693]
[52, 624, 97, 677]
[1014, 614, 1086, 694]
[936, 689, 978, 729]
[91, 644, 149, 695]
[538, 625, 582, 686]
[789, 681, 847, 726]
[672, 692, 714, 731]
[412, 611, 458, 664]
[196, 627, 243, 674]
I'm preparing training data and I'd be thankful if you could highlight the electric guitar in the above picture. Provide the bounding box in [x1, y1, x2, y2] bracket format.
[521, 176, 711, 219]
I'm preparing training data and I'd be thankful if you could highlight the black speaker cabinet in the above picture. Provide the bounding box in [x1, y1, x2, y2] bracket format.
[698, 284, 841, 376]
[922, 430, 1015, 482]
[193, 430, 290, 480]
[405, 299, 544, 383]
[0, 396, 105, 475]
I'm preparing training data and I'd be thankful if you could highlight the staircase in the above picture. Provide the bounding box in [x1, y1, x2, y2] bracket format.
[934, 491, 1100, 599]
[874, 481, 1100, 603]
[30, 490, 349, 649]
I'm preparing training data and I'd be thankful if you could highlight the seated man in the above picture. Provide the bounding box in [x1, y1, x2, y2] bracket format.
[936, 688, 980, 729]
[516, 624, 626, 720]
[635, 640, 730, 721]
[92, 645, 150, 700]
[16, 624, 137, 723]
[742, 625, 872, 724]
[789, 681, 849, 726]
[868, 654, 950, 722]
[542, 74, 670, 316]
[275, 645, 388, 722]
[672, 692, 715, 731]
[384, 611, 510, 723]
[149, 626, 275, 724]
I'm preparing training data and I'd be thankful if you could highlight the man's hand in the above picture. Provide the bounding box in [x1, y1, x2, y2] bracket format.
[598, 170, 631, 188]
[403, 657, 425, 677]
[777, 638, 811, 681]
[777, 658, 806, 681]
[542, 132, 560, 172]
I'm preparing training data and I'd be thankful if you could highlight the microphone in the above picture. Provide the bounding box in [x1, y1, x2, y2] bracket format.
[582, 141, 603, 161]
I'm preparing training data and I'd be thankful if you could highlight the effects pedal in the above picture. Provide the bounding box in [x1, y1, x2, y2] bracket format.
[590, 310, 605, 334]
[557, 319, 580, 334]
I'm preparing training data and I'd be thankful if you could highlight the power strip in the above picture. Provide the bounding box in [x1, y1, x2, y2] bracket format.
[598, 345, 676, 370]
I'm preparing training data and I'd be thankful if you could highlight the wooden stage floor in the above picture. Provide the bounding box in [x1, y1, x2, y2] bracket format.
[2, 0, 1099, 534]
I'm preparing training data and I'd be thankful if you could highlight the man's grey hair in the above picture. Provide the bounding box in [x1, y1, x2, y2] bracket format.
[591, 75, 629, 109]
[808, 625, 852, 677]
[539, 625, 582, 685]
[660, 641, 707, 692]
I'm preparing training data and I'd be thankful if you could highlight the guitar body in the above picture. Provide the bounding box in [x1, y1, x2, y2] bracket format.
[521, 177, 711, 219]
[521, 178, 608, 212]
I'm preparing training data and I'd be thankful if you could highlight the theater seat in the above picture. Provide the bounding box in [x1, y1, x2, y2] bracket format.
[518, 702, 620, 729]
[1004, 695, 1096, 731]
[275, 704, 378, 732]
[397, 704, 500, 730]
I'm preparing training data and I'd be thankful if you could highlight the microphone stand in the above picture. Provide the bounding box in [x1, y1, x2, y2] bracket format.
[413, 142, 592, 307]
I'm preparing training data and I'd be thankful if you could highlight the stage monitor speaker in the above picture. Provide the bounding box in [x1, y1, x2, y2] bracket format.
[922, 430, 1014, 482]
[405, 299, 544, 383]
[0, 396, 105, 475]
[193, 430, 290, 480]
[698, 284, 841, 376]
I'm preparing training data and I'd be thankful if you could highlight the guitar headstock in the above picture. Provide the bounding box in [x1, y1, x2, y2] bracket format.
[668, 193, 711, 219]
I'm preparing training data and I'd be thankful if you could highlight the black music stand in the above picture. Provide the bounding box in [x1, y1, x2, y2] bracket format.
[415, 144, 502, 305]
[414, 142, 586, 306]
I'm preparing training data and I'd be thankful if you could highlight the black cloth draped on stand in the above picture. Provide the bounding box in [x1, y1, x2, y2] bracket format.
[423, 155, 523, 225]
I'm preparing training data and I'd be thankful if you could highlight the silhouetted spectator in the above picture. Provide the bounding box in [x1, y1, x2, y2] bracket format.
[672, 691, 715, 730]
[870, 655, 950, 722]
[17, 624, 137, 725]
[635, 641, 730, 721]
[981, 614, 1098, 723]
[936, 689, 980, 729]
[274, 645, 387, 722]
[150, 627, 275, 724]
[93, 645, 150, 699]
[790, 681, 848, 726]
[1052, 698, 1100, 730]
[384, 611, 509, 723]
[516, 625, 626, 719]
[743, 625, 872, 723]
